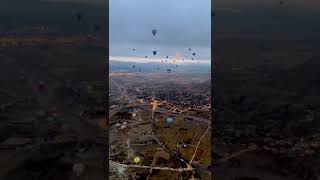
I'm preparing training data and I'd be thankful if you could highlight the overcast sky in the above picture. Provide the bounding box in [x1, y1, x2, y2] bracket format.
[109, 0, 211, 62]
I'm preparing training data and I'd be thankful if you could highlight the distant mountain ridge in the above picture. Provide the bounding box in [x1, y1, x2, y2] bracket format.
[109, 60, 211, 74]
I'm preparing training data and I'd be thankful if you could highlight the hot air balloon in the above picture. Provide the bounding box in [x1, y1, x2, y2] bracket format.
[153, 51, 157, 55]
[133, 65, 135, 68]
[152, 29, 157, 36]
[172, 59, 176, 64]
[166, 56, 169, 59]
[73, 163, 85, 176]
[37, 81, 46, 92]
[166, 117, 173, 125]
[212, 11, 215, 17]
[134, 157, 140, 164]
[192, 52, 196, 56]
[94, 25, 101, 31]
[116, 166, 125, 175]
[75, 12, 84, 22]
[145, 56, 148, 58]
[132, 49, 135, 51]
[188, 48, 191, 51]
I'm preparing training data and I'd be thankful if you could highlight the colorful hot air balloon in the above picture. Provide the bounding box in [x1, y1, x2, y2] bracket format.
[134, 157, 140, 164]
[173, 59, 176, 64]
[166, 117, 173, 125]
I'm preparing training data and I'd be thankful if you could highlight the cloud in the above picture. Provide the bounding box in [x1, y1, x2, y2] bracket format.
[109, 56, 211, 64]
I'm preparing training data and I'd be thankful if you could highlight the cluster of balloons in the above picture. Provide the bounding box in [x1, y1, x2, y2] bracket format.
[129, 28, 199, 72]
[74, 12, 101, 33]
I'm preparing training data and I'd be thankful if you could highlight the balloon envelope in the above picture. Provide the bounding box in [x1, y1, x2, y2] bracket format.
[94, 25, 101, 31]
[73, 163, 85, 176]
[153, 51, 157, 55]
[134, 157, 140, 164]
[152, 29, 157, 36]
[166, 117, 173, 125]
[75, 12, 84, 21]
